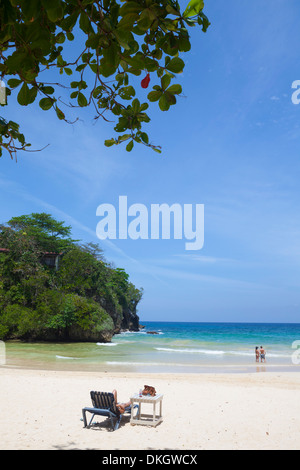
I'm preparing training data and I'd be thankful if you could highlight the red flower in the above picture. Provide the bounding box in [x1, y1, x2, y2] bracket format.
[141, 73, 150, 89]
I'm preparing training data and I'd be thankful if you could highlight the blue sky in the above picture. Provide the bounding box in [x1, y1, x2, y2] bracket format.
[1, 0, 300, 323]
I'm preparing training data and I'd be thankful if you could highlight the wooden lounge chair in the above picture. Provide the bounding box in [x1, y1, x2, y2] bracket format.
[82, 391, 137, 431]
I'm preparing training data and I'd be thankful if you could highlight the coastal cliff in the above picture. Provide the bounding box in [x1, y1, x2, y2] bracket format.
[0, 213, 142, 343]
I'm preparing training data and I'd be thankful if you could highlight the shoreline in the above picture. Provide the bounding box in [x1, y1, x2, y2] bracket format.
[1, 361, 300, 375]
[1, 366, 300, 450]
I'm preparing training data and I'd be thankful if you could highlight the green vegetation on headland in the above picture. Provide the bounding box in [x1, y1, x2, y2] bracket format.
[0, 213, 143, 342]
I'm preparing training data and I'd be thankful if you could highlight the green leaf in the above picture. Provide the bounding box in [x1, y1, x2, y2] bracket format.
[119, 86, 136, 100]
[185, 17, 197, 26]
[66, 32, 75, 41]
[164, 91, 177, 105]
[166, 5, 181, 16]
[86, 33, 101, 49]
[55, 107, 65, 120]
[77, 64, 87, 72]
[17, 84, 37, 106]
[118, 13, 139, 30]
[41, 86, 55, 95]
[46, 6, 64, 22]
[7, 121, 19, 132]
[166, 57, 185, 73]
[55, 32, 65, 44]
[104, 139, 116, 147]
[60, 12, 79, 32]
[92, 86, 104, 98]
[158, 94, 170, 111]
[99, 43, 120, 77]
[126, 54, 144, 70]
[39, 97, 54, 110]
[77, 92, 88, 107]
[178, 35, 191, 52]
[161, 74, 171, 90]
[126, 67, 142, 76]
[147, 90, 161, 102]
[57, 55, 65, 67]
[140, 102, 149, 111]
[79, 12, 93, 34]
[114, 29, 132, 50]
[126, 140, 134, 152]
[99, 61, 116, 78]
[141, 132, 149, 144]
[144, 57, 158, 72]
[103, 43, 120, 68]
[137, 8, 154, 32]
[29, 87, 38, 104]
[167, 84, 182, 95]
[198, 12, 211, 32]
[41, 0, 61, 9]
[183, 0, 204, 18]
[118, 134, 131, 142]
[7, 78, 22, 89]
[132, 98, 140, 114]
[119, 2, 142, 16]
[17, 83, 29, 106]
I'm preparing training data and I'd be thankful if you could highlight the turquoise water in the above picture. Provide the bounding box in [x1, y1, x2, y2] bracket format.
[2, 322, 300, 373]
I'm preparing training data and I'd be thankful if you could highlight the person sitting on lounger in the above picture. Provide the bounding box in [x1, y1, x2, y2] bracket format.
[112, 389, 131, 414]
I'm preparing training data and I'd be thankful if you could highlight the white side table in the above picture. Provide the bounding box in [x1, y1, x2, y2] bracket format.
[130, 393, 163, 427]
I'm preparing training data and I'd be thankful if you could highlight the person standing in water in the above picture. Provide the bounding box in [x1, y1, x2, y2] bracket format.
[255, 347, 260, 363]
[260, 346, 266, 363]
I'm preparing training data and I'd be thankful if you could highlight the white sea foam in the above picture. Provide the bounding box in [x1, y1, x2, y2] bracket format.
[155, 347, 225, 355]
[227, 350, 291, 358]
[119, 330, 143, 335]
[114, 340, 136, 344]
[106, 361, 194, 367]
[96, 342, 118, 346]
[155, 347, 292, 358]
[264, 353, 291, 358]
[106, 361, 164, 366]
[56, 355, 79, 360]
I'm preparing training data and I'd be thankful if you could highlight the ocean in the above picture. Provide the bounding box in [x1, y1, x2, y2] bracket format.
[3, 322, 300, 374]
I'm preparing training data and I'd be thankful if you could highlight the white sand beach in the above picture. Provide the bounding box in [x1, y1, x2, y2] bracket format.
[0, 367, 300, 450]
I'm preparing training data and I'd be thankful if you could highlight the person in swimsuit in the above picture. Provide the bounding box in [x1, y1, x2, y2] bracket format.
[255, 346, 260, 363]
[260, 346, 266, 363]
[112, 389, 131, 414]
